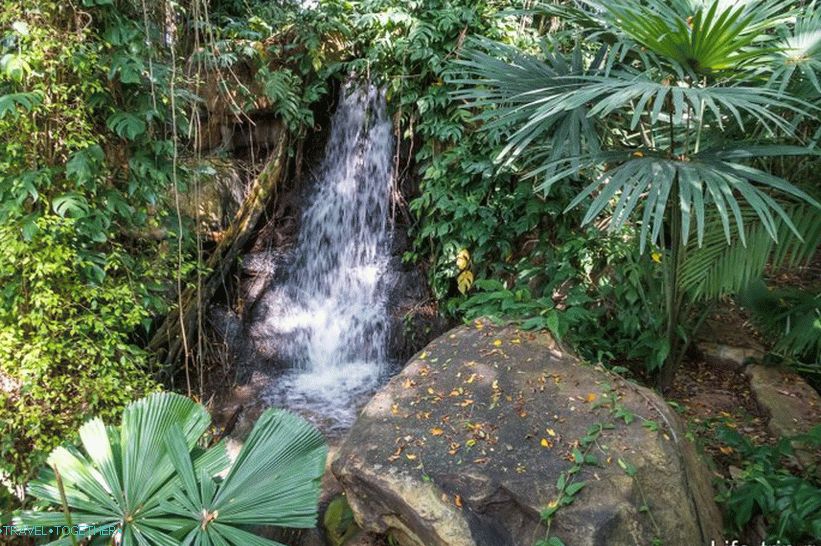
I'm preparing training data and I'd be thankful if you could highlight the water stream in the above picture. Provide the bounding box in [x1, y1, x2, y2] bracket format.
[249, 84, 395, 432]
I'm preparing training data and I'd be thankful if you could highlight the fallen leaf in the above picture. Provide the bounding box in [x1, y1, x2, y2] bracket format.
[586, 393, 597, 403]
[454, 495, 463, 508]
[540, 438, 553, 448]
[430, 427, 444, 436]
[546, 428, 556, 437]
[406, 453, 417, 461]
[493, 339, 503, 347]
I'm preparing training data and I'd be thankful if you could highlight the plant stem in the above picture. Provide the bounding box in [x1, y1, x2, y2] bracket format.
[659, 172, 682, 390]
[54, 466, 79, 546]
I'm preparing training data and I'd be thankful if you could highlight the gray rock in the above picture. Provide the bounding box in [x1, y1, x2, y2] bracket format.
[745, 364, 821, 469]
[333, 320, 723, 546]
[697, 342, 765, 370]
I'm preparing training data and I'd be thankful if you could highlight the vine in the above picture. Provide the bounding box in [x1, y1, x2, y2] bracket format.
[536, 381, 666, 546]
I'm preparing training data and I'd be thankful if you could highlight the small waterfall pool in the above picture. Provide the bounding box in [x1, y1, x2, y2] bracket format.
[248, 84, 396, 432]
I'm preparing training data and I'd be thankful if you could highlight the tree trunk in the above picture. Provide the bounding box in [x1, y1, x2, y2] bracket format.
[148, 130, 289, 369]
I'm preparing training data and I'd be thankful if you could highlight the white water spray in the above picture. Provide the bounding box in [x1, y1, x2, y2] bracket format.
[255, 84, 395, 430]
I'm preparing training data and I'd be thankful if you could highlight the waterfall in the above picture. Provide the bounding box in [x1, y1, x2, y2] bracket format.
[252, 83, 395, 431]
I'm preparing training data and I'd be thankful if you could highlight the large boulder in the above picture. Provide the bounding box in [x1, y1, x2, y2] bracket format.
[332, 320, 723, 546]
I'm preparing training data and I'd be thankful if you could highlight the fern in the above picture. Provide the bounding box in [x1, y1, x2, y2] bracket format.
[680, 204, 820, 300]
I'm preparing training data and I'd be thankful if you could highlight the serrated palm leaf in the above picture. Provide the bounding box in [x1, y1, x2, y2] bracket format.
[680, 203, 820, 299]
[18, 393, 220, 545]
[587, 0, 795, 74]
[162, 408, 326, 546]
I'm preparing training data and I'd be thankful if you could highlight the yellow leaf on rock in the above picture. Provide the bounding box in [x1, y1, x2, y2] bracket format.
[546, 428, 556, 437]
[540, 438, 552, 448]
[430, 427, 444, 436]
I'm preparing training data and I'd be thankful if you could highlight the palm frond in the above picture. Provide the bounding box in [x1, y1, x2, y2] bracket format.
[17, 394, 324, 546]
[738, 279, 821, 362]
[450, 38, 603, 178]
[680, 203, 820, 299]
[586, 0, 795, 74]
[536, 146, 819, 252]
[770, 1, 821, 93]
[164, 408, 327, 545]
[453, 49, 814, 149]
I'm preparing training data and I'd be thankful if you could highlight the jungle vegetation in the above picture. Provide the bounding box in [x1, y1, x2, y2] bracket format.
[0, 0, 818, 544]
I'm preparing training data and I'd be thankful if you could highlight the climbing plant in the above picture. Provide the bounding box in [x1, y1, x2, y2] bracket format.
[0, 0, 195, 488]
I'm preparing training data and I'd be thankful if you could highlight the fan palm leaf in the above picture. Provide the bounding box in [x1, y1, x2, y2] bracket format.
[450, 37, 603, 179]
[770, 1, 821, 92]
[586, 0, 795, 74]
[533, 146, 819, 251]
[17, 393, 326, 546]
[163, 408, 327, 546]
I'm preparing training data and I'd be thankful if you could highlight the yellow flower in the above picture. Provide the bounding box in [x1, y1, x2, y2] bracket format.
[651, 251, 662, 263]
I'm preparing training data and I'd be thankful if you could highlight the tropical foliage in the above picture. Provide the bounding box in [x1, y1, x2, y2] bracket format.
[0, 0, 193, 488]
[451, 0, 820, 386]
[1, 0, 819, 544]
[716, 425, 821, 543]
[17, 392, 326, 546]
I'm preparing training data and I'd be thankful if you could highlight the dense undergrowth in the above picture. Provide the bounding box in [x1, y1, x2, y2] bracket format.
[0, 0, 819, 543]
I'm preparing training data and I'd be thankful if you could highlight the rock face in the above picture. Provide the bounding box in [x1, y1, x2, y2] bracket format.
[332, 320, 722, 546]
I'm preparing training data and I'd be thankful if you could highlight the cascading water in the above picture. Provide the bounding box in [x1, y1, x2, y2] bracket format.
[251, 84, 395, 431]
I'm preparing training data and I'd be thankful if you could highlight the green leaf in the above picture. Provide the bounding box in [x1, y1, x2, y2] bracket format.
[0, 92, 42, 119]
[52, 193, 89, 218]
[565, 481, 586, 496]
[66, 145, 105, 186]
[618, 458, 638, 477]
[107, 112, 147, 140]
